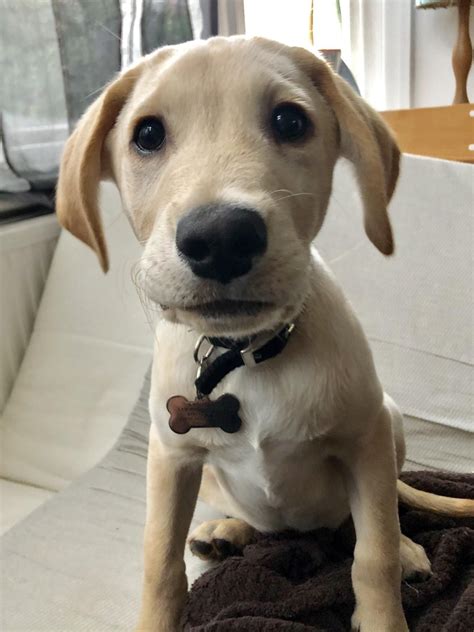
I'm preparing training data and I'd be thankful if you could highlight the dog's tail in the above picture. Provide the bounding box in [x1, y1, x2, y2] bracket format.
[397, 480, 474, 517]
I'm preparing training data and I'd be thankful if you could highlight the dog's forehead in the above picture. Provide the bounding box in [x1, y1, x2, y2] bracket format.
[130, 39, 311, 114]
[167, 38, 299, 80]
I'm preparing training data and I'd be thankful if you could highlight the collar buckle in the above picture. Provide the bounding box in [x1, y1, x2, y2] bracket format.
[194, 335, 215, 397]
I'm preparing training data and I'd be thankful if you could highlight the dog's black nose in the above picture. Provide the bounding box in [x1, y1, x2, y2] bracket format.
[176, 204, 267, 284]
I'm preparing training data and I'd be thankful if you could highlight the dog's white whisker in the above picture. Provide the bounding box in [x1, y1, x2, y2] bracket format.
[129, 262, 162, 336]
[274, 192, 315, 202]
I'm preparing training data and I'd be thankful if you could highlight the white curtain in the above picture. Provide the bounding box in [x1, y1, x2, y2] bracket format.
[340, 0, 413, 110]
[244, 0, 412, 111]
[244, 0, 312, 45]
[218, 0, 245, 36]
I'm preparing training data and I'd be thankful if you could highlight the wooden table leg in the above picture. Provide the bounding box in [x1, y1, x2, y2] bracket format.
[452, 0, 472, 104]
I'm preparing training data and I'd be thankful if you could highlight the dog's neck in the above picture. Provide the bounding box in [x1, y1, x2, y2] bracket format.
[193, 322, 296, 399]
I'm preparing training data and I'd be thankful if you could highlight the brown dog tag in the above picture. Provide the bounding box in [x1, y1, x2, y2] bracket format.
[167, 394, 242, 434]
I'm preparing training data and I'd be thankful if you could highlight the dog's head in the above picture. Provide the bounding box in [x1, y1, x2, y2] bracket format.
[57, 37, 399, 337]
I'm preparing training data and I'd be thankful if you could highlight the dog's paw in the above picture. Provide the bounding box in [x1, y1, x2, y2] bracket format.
[400, 535, 432, 581]
[188, 518, 255, 561]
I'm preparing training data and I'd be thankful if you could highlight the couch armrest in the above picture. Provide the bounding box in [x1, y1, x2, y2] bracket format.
[0, 214, 59, 412]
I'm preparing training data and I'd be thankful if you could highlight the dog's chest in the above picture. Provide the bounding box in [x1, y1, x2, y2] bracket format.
[151, 341, 349, 531]
[209, 431, 330, 505]
[205, 398, 348, 531]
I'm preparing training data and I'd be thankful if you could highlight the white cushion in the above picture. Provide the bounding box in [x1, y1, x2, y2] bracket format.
[0, 479, 53, 535]
[0, 183, 153, 497]
[318, 154, 473, 439]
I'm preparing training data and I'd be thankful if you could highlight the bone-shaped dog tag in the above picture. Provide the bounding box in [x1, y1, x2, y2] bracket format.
[167, 394, 242, 434]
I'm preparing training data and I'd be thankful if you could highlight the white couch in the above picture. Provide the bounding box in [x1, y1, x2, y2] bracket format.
[0, 154, 472, 630]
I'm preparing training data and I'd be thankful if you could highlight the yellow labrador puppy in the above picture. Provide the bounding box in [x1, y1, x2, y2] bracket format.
[56, 37, 473, 632]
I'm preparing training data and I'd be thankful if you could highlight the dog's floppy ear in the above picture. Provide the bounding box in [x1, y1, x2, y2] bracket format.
[56, 65, 144, 272]
[292, 47, 400, 255]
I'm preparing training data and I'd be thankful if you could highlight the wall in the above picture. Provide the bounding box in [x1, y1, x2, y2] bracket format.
[413, 5, 474, 107]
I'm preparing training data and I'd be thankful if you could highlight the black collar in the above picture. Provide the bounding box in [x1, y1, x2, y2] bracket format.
[195, 323, 295, 398]
[208, 334, 257, 351]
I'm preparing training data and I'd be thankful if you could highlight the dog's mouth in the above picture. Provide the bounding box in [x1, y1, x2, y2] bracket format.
[168, 299, 272, 318]
[159, 297, 300, 337]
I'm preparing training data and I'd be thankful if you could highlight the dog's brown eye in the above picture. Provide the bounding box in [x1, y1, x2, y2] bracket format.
[133, 117, 166, 152]
[271, 104, 309, 143]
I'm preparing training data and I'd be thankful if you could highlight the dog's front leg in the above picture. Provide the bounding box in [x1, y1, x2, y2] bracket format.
[136, 425, 203, 632]
[346, 405, 408, 632]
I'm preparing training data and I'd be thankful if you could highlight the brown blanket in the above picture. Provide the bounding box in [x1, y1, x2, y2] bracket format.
[184, 472, 474, 631]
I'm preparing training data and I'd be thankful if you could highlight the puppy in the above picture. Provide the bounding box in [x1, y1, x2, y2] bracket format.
[56, 36, 474, 632]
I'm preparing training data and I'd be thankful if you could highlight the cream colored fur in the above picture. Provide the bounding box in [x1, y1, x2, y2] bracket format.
[56, 36, 473, 632]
